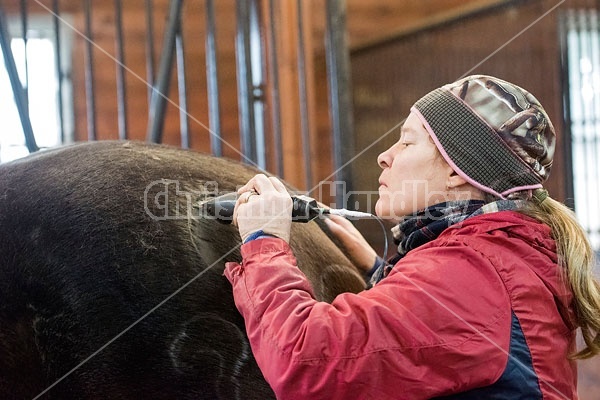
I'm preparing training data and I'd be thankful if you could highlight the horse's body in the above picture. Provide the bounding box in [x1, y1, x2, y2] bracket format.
[0, 141, 364, 399]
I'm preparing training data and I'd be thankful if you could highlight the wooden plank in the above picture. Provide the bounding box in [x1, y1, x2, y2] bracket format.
[347, 0, 514, 49]
[270, 0, 304, 188]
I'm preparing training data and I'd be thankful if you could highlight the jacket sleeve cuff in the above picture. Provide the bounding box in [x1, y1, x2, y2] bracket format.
[240, 236, 292, 258]
[366, 256, 385, 278]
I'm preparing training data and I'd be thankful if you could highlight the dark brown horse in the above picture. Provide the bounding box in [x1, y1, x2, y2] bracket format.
[0, 141, 364, 399]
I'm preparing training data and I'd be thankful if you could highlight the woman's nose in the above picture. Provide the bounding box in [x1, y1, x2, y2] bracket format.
[377, 149, 392, 169]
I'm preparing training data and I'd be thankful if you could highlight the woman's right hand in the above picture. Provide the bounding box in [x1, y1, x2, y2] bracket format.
[324, 214, 379, 273]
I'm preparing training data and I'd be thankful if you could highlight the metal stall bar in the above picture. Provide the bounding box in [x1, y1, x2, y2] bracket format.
[558, 10, 575, 210]
[593, 6, 600, 246]
[0, 7, 38, 152]
[324, 0, 353, 204]
[567, 10, 587, 216]
[52, 0, 65, 143]
[576, 10, 594, 238]
[248, 1, 266, 168]
[267, 0, 283, 177]
[114, 0, 128, 140]
[147, 0, 184, 143]
[205, 0, 222, 156]
[235, 0, 257, 163]
[584, 8, 600, 246]
[176, 23, 190, 148]
[562, 8, 600, 249]
[295, 0, 312, 189]
[19, 0, 28, 108]
[83, 0, 97, 140]
[144, 0, 156, 104]
[586, 8, 600, 242]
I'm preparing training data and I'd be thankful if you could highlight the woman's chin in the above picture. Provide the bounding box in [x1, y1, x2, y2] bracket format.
[375, 202, 398, 222]
[374, 200, 385, 218]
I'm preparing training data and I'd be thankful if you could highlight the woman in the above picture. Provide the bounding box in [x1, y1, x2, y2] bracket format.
[224, 75, 600, 399]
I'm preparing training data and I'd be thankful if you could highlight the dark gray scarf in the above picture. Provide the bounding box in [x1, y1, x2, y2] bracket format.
[369, 199, 523, 287]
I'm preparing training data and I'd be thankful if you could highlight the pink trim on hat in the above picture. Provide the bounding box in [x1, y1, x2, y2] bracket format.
[410, 106, 506, 199]
[500, 184, 543, 197]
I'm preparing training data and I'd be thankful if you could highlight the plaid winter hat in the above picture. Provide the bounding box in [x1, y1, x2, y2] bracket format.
[411, 75, 556, 198]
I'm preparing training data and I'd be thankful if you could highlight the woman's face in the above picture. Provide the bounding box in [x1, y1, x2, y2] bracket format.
[375, 112, 452, 221]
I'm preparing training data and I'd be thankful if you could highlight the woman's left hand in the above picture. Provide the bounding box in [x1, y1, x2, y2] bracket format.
[324, 214, 379, 273]
[233, 174, 293, 243]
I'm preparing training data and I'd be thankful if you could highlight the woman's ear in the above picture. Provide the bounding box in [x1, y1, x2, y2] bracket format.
[446, 169, 485, 200]
[446, 170, 468, 189]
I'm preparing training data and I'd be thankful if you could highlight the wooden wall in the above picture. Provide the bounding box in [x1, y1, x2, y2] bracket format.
[351, 0, 566, 208]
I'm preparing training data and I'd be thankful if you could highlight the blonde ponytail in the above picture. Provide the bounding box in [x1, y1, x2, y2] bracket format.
[518, 190, 600, 359]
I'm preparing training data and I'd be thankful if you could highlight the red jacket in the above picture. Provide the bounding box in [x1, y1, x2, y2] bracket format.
[224, 211, 578, 399]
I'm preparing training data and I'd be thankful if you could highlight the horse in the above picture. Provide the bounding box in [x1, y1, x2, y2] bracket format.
[0, 140, 365, 399]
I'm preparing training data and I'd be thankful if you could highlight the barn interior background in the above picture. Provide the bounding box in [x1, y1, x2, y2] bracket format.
[0, 0, 599, 397]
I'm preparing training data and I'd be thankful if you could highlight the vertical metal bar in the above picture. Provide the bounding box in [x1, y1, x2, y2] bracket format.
[594, 5, 600, 247]
[324, 0, 353, 204]
[558, 10, 575, 210]
[296, 0, 312, 189]
[176, 24, 189, 148]
[587, 10, 599, 210]
[571, 10, 585, 218]
[114, 0, 128, 140]
[235, 0, 257, 163]
[52, 0, 65, 143]
[569, 9, 587, 220]
[267, 0, 283, 177]
[587, 8, 600, 246]
[144, 0, 156, 105]
[19, 0, 28, 108]
[0, 7, 38, 152]
[578, 10, 592, 234]
[83, 0, 97, 140]
[146, 0, 184, 143]
[205, 0, 222, 156]
[248, 1, 266, 168]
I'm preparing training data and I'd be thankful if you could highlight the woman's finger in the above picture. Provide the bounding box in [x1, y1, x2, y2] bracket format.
[237, 176, 259, 194]
[327, 214, 360, 233]
[324, 216, 360, 241]
[325, 216, 378, 272]
[252, 174, 278, 194]
[232, 190, 252, 225]
[268, 176, 288, 194]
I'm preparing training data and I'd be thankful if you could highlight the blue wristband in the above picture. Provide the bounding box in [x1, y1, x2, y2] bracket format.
[366, 256, 385, 278]
[243, 230, 276, 244]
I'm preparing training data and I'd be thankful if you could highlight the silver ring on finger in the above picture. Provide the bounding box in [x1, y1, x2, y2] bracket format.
[245, 190, 257, 203]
